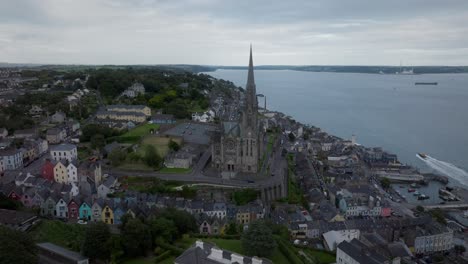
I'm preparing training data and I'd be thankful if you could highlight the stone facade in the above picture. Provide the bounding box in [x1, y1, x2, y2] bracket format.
[211, 47, 264, 178]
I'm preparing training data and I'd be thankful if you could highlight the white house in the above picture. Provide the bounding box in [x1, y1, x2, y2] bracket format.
[50, 144, 77, 162]
[55, 198, 68, 218]
[414, 225, 454, 254]
[67, 162, 78, 184]
[0, 149, 23, 170]
[323, 229, 360, 251]
[192, 110, 215, 123]
[51, 111, 66, 123]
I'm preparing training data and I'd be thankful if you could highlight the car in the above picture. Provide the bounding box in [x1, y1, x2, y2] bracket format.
[77, 220, 88, 225]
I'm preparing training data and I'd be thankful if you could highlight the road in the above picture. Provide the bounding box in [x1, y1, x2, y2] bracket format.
[106, 146, 287, 190]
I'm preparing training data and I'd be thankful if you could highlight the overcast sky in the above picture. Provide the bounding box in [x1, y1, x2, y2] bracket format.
[1, 0, 468, 65]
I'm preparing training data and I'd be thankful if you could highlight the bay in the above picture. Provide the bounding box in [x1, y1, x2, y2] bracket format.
[204, 69, 468, 185]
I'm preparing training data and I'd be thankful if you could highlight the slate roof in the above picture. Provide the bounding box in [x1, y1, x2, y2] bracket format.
[175, 241, 273, 264]
[337, 239, 387, 264]
[37, 243, 88, 262]
[50, 144, 76, 152]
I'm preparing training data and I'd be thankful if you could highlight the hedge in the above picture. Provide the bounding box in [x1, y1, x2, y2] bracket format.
[154, 250, 172, 263]
[190, 234, 241, 240]
[277, 239, 304, 264]
[159, 242, 184, 256]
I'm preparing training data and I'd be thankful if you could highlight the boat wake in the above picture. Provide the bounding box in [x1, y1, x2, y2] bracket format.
[417, 154, 468, 187]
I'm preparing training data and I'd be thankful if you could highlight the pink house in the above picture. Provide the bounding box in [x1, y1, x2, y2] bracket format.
[21, 191, 34, 208]
[199, 220, 212, 235]
[381, 207, 392, 217]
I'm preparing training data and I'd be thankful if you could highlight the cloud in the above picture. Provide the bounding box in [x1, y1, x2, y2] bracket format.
[1, 0, 468, 65]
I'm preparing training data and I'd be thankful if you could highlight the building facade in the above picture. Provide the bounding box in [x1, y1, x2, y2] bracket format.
[211, 47, 264, 178]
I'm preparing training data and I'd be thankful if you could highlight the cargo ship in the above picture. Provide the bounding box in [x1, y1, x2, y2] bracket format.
[415, 82, 438, 85]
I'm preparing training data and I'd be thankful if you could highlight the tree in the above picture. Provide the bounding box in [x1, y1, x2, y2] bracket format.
[0, 226, 37, 264]
[148, 217, 178, 243]
[380, 177, 391, 190]
[168, 139, 180, 152]
[225, 222, 239, 235]
[241, 220, 277, 257]
[455, 245, 466, 255]
[121, 218, 151, 257]
[288, 132, 296, 142]
[416, 205, 425, 213]
[82, 222, 112, 261]
[159, 208, 197, 235]
[143, 145, 162, 168]
[90, 134, 105, 150]
[108, 148, 126, 166]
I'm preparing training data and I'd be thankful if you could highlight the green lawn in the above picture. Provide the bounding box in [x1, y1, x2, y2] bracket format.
[159, 167, 192, 174]
[30, 220, 86, 252]
[118, 161, 154, 171]
[122, 123, 160, 138]
[304, 249, 336, 264]
[122, 257, 156, 264]
[141, 136, 182, 157]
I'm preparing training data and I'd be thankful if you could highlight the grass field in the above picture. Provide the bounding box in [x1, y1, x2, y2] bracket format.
[122, 257, 156, 264]
[30, 220, 86, 252]
[122, 123, 160, 138]
[140, 135, 181, 157]
[303, 249, 336, 264]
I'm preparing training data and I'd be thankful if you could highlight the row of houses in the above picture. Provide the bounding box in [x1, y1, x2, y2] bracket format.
[96, 104, 151, 123]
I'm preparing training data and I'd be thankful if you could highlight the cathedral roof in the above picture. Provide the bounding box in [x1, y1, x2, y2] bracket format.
[222, 122, 240, 137]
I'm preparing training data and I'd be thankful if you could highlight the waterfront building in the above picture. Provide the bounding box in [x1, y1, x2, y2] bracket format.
[413, 223, 453, 254]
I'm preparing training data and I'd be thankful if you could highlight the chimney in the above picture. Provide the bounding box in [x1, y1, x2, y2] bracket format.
[252, 256, 263, 264]
[195, 240, 204, 249]
[231, 253, 244, 264]
[209, 247, 224, 260]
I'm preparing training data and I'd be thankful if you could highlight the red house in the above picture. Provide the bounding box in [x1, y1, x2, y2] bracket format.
[41, 159, 55, 181]
[8, 187, 23, 201]
[68, 199, 80, 220]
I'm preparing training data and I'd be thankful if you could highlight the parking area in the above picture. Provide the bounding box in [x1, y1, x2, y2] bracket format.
[163, 122, 217, 145]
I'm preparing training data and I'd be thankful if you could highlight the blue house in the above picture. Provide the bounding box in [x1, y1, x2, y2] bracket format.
[79, 200, 92, 221]
[151, 114, 176, 124]
[113, 205, 125, 225]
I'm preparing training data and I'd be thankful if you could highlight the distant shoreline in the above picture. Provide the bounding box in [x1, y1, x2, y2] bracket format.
[2, 63, 468, 75]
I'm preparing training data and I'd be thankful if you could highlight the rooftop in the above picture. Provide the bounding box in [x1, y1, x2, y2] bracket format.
[50, 144, 76, 152]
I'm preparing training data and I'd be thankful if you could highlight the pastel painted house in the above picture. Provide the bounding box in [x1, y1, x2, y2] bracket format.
[41, 159, 55, 181]
[199, 220, 212, 235]
[41, 196, 57, 217]
[101, 204, 114, 224]
[55, 198, 69, 219]
[79, 200, 92, 221]
[66, 162, 78, 184]
[53, 161, 68, 184]
[91, 200, 103, 222]
[68, 199, 80, 220]
[113, 205, 125, 225]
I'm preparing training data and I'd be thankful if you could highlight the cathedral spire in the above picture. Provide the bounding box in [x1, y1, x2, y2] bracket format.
[247, 44, 255, 86]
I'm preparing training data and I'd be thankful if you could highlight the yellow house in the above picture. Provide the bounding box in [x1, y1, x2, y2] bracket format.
[329, 214, 346, 222]
[53, 161, 68, 184]
[236, 211, 251, 224]
[101, 205, 114, 224]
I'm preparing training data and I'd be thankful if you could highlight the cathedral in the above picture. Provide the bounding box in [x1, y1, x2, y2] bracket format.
[211, 46, 264, 178]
